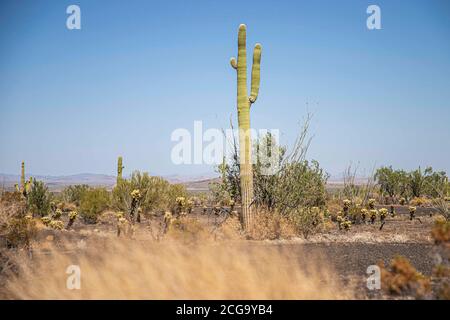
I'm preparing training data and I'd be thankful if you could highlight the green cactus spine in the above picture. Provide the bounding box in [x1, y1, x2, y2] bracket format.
[230, 24, 262, 230]
[117, 156, 124, 184]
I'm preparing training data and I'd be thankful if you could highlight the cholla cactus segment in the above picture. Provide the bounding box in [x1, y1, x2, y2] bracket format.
[116, 211, 124, 219]
[118, 217, 128, 225]
[25, 214, 33, 221]
[49, 220, 64, 230]
[368, 198, 376, 209]
[131, 189, 141, 200]
[41, 216, 51, 226]
[69, 211, 78, 220]
[399, 197, 406, 205]
[53, 209, 62, 219]
[361, 208, 368, 220]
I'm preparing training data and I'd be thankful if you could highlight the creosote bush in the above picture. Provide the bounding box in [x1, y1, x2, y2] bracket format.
[79, 188, 110, 224]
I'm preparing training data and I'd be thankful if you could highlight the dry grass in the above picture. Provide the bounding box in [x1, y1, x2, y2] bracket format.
[3, 238, 353, 299]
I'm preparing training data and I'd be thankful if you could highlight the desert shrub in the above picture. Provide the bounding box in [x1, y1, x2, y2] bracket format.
[79, 188, 110, 223]
[249, 210, 295, 240]
[410, 197, 430, 207]
[431, 219, 450, 244]
[27, 180, 51, 217]
[375, 166, 409, 202]
[112, 171, 185, 214]
[0, 200, 36, 248]
[378, 256, 431, 299]
[61, 184, 89, 205]
[288, 207, 324, 238]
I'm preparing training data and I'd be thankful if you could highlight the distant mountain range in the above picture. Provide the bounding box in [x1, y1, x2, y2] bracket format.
[0, 172, 368, 192]
[0, 172, 219, 191]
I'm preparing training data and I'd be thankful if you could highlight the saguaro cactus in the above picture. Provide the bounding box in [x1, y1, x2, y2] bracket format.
[230, 24, 262, 231]
[117, 156, 124, 184]
[20, 161, 26, 193]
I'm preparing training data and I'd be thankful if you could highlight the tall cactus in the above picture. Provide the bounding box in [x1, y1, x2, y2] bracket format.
[20, 161, 26, 193]
[117, 156, 124, 184]
[230, 24, 262, 231]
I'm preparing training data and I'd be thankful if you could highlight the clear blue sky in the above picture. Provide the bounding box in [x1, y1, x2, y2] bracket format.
[1, 0, 449, 177]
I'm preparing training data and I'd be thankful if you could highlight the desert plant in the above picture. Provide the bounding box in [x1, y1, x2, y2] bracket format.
[117, 156, 124, 184]
[369, 209, 377, 224]
[409, 206, 417, 221]
[79, 188, 110, 223]
[27, 180, 51, 217]
[0, 199, 36, 248]
[49, 220, 64, 230]
[361, 208, 368, 223]
[66, 211, 78, 229]
[229, 24, 262, 231]
[379, 208, 388, 222]
[368, 198, 376, 210]
[378, 256, 431, 299]
[289, 207, 323, 238]
[61, 184, 89, 206]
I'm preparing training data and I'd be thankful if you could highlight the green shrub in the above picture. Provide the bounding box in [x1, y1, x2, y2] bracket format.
[61, 184, 89, 205]
[27, 180, 51, 217]
[79, 188, 110, 223]
[112, 171, 183, 214]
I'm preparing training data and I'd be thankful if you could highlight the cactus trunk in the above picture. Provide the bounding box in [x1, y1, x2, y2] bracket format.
[20, 161, 25, 194]
[117, 156, 123, 184]
[230, 24, 262, 231]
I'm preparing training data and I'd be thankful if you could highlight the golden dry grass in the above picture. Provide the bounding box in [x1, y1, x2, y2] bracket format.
[4, 238, 353, 299]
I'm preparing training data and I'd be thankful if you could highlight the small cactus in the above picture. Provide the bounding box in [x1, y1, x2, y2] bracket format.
[53, 208, 62, 219]
[379, 208, 388, 222]
[369, 209, 378, 224]
[361, 209, 368, 223]
[66, 211, 78, 229]
[368, 199, 376, 210]
[49, 220, 64, 230]
[41, 216, 51, 226]
[409, 206, 417, 220]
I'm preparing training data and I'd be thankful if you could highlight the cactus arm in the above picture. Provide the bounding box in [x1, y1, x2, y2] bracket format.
[20, 161, 25, 192]
[249, 43, 261, 104]
[230, 57, 237, 69]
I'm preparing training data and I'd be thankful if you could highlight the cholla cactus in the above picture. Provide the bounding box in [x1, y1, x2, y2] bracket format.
[129, 189, 141, 223]
[66, 211, 78, 229]
[341, 220, 352, 230]
[379, 208, 388, 222]
[176, 197, 186, 214]
[343, 199, 351, 211]
[399, 197, 406, 205]
[361, 209, 368, 223]
[53, 208, 62, 219]
[49, 220, 64, 230]
[117, 217, 129, 237]
[186, 199, 194, 214]
[41, 216, 51, 226]
[369, 209, 378, 224]
[368, 199, 376, 210]
[409, 206, 417, 220]
[213, 206, 221, 216]
[202, 205, 208, 215]
[389, 205, 396, 217]
[163, 211, 173, 234]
